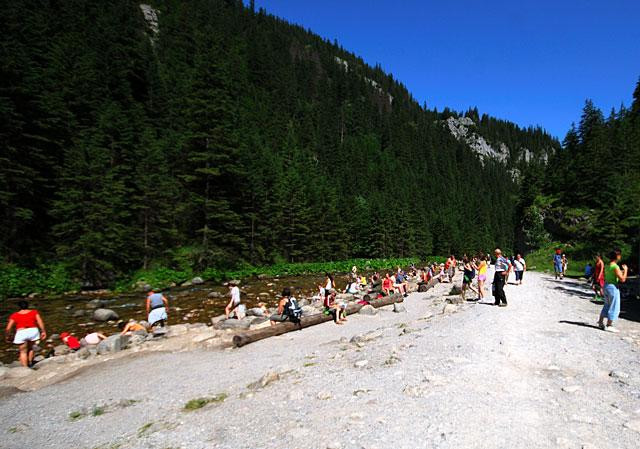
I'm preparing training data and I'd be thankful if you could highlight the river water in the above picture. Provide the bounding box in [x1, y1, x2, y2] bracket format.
[1, 272, 357, 364]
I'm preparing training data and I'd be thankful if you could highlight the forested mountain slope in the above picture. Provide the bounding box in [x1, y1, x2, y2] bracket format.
[0, 0, 559, 286]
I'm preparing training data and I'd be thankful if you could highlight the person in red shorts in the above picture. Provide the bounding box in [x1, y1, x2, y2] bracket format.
[5, 301, 47, 367]
[593, 254, 605, 302]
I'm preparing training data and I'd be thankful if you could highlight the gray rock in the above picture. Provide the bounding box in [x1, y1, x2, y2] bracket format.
[128, 334, 146, 347]
[96, 334, 129, 354]
[358, 305, 378, 315]
[86, 299, 106, 309]
[443, 304, 458, 314]
[152, 327, 168, 338]
[76, 347, 91, 360]
[50, 333, 60, 341]
[211, 315, 226, 325]
[5, 367, 34, 379]
[0, 366, 8, 380]
[301, 305, 317, 316]
[393, 303, 407, 313]
[191, 276, 204, 285]
[298, 298, 309, 307]
[218, 319, 251, 330]
[246, 307, 265, 317]
[93, 308, 119, 322]
[446, 296, 464, 305]
[251, 316, 269, 325]
[72, 310, 86, 318]
[168, 324, 188, 336]
[53, 344, 70, 356]
[354, 360, 369, 368]
[208, 291, 223, 299]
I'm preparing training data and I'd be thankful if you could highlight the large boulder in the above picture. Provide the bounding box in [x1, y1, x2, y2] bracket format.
[191, 276, 204, 285]
[76, 347, 92, 360]
[246, 307, 265, 317]
[53, 344, 70, 356]
[393, 303, 407, 313]
[167, 324, 188, 336]
[93, 308, 119, 322]
[218, 319, 251, 330]
[358, 305, 378, 316]
[5, 367, 34, 379]
[96, 334, 129, 354]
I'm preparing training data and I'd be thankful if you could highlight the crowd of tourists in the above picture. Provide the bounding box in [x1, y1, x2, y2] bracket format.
[3, 246, 632, 368]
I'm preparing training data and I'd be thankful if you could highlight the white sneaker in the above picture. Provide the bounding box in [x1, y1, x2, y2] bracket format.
[604, 326, 619, 333]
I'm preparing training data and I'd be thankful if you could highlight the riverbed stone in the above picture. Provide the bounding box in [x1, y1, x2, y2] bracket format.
[72, 310, 86, 318]
[246, 307, 265, 317]
[76, 347, 92, 360]
[359, 305, 378, 315]
[208, 291, 223, 299]
[53, 344, 70, 356]
[443, 304, 458, 314]
[211, 315, 227, 325]
[93, 308, 119, 322]
[87, 299, 106, 309]
[97, 334, 129, 354]
[168, 324, 189, 336]
[218, 319, 251, 330]
[191, 276, 204, 285]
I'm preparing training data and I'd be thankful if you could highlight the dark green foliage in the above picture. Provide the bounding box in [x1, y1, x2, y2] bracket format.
[0, 0, 558, 291]
[516, 79, 640, 264]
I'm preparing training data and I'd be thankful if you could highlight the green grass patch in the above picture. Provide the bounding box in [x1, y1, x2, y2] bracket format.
[68, 410, 85, 421]
[91, 406, 105, 417]
[138, 422, 154, 436]
[303, 362, 316, 367]
[183, 393, 228, 411]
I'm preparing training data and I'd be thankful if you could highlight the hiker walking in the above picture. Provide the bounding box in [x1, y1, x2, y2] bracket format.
[553, 249, 564, 280]
[493, 249, 509, 307]
[597, 249, 628, 333]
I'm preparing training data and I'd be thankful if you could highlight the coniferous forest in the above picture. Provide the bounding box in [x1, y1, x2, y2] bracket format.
[1, 0, 637, 292]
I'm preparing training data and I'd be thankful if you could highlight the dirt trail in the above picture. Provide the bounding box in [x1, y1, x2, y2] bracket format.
[1, 271, 640, 449]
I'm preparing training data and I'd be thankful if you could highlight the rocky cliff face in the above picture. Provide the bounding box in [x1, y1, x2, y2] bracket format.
[444, 116, 549, 167]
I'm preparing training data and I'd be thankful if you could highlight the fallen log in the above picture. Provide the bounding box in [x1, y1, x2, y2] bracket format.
[418, 277, 441, 292]
[232, 293, 404, 348]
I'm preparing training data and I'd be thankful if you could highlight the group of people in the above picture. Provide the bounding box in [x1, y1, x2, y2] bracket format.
[552, 249, 569, 279]
[4, 288, 174, 368]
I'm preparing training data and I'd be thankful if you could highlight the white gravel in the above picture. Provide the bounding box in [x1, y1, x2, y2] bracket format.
[1, 271, 640, 449]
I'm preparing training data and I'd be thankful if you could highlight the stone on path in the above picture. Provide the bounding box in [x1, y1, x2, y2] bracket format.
[53, 344, 70, 356]
[354, 360, 369, 368]
[624, 420, 640, 433]
[562, 385, 582, 393]
[358, 305, 378, 315]
[5, 367, 34, 379]
[443, 304, 458, 314]
[609, 370, 630, 379]
[393, 303, 407, 313]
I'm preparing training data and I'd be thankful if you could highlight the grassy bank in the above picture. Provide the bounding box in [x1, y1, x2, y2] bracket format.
[1, 256, 447, 299]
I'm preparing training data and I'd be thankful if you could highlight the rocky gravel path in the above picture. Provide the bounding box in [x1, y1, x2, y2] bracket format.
[1, 271, 640, 449]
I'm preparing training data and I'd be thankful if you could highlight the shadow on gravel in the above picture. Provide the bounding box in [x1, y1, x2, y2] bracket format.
[559, 320, 601, 330]
[550, 285, 593, 299]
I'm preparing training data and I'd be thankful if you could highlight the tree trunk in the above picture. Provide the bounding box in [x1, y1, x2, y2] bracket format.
[232, 293, 404, 347]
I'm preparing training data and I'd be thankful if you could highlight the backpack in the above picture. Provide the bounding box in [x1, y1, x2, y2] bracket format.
[284, 297, 303, 324]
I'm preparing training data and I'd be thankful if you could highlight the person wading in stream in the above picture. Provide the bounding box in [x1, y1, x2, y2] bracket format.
[492, 249, 509, 307]
[597, 249, 628, 333]
[5, 301, 47, 367]
[146, 290, 169, 328]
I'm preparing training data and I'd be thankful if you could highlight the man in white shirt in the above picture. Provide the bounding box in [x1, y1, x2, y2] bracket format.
[514, 254, 526, 285]
[225, 282, 245, 319]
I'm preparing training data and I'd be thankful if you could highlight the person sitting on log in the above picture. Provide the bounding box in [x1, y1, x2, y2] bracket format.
[344, 280, 360, 294]
[269, 287, 298, 325]
[323, 289, 346, 324]
[394, 268, 409, 297]
[382, 273, 395, 296]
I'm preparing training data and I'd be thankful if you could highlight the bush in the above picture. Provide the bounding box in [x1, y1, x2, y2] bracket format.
[0, 263, 79, 299]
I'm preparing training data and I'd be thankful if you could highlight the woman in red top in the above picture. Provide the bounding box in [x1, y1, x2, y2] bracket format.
[5, 301, 46, 367]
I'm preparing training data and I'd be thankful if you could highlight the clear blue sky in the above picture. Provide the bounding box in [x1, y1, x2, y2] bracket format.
[252, 0, 640, 139]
